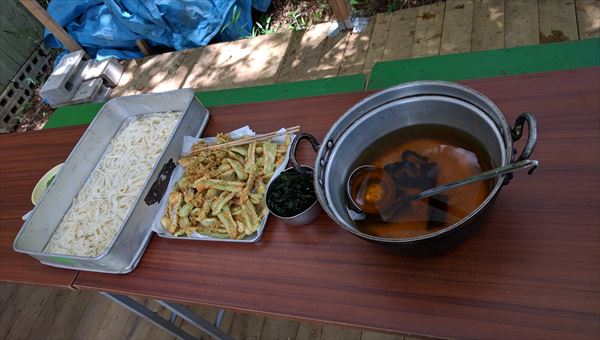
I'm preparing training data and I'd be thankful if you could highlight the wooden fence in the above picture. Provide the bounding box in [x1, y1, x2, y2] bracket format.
[0, 0, 43, 91]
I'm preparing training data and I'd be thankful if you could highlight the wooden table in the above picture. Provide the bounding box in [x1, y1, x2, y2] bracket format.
[0, 127, 84, 288]
[1, 68, 599, 339]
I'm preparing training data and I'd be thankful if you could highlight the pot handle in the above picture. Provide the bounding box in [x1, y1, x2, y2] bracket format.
[509, 112, 538, 178]
[511, 112, 537, 161]
[290, 133, 320, 176]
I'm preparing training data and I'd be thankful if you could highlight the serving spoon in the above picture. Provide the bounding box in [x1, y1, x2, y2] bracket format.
[347, 159, 539, 216]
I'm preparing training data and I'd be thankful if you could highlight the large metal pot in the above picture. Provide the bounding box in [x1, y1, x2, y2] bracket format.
[290, 81, 538, 254]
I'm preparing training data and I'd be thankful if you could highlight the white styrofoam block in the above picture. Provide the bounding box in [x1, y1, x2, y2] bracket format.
[41, 51, 88, 107]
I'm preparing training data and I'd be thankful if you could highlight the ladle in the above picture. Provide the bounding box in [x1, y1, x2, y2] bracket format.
[347, 159, 539, 216]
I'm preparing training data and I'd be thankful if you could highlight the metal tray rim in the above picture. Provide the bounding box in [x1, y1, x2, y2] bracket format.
[13, 89, 197, 262]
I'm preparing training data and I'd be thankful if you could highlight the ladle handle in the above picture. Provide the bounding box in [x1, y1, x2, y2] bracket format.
[290, 133, 320, 176]
[412, 159, 539, 203]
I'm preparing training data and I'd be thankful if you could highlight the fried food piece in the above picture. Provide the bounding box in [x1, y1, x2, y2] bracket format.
[226, 158, 247, 180]
[216, 133, 231, 144]
[199, 217, 217, 227]
[178, 203, 193, 217]
[217, 206, 237, 238]
[166, 191, 183, 233]
[160, 216, 171, 233]
[195, 178, 244, 192]
[227, 150, 245, 164]
[179, 216, 191, 229]
[241, 164, 257, 203]
[211, 191, 235, 215]
[162, 130, 292, 239]
[183, 188, 195, 205]
[230, 146, 248, 156]
[245, 142, 256, 173]
[262, 141, 277, 174]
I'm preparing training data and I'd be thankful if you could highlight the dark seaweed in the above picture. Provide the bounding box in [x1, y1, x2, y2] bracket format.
[384, 150, 438, 192]
[382, 150, 450, 227]
[267, 170, 317, 217]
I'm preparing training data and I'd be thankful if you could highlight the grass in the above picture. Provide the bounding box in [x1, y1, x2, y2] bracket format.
[350, 0, 444, 16]
[259, 0, 331, 34]
[250, 0, 444, 37]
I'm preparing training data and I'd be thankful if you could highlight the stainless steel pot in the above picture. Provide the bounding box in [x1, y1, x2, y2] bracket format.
[290, 81, 538, 254]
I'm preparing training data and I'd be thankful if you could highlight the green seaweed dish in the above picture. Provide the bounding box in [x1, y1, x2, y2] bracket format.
[267, 170, 317, 217]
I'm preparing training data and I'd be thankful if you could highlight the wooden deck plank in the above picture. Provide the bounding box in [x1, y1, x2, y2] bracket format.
[69, 293, 115, 339]
[361, 331, 405, 340]
[85, 294, 141, 340]
[181, 44, 223, 90]
[320, 325, 362, 340]
[363, 13, 393, 72]
[260, 316, 300, 340]
[576, 0, 600, 39]
[110, 59, 140, 98]
[44, 290, 94, 340]
[338, 18, 376, 75]
[471, 0, 505, 51]
[127, 300, 165, 340]
[219, 309, 236, 333]
[23, 287, 75, 339]
[125, 50, 192, 94]
[144, 304, 178, 340]
[539, 0, 579, 42]
[178, 304, 219, 338]
[118, 299, 152, 340]
[0, 282, 17, 306]
[277, 30, 306, 83]
[382, 7, 418, 61]
[190, 41, 240, 90]
[290, 23, 335, 81]
[505, 0, 540, 47]
[228, 312, 266, 340]
[441, 0, 475, 54]
[237, 31, 293, 86]
[412, 2, 446, 57]
[3, 285, 53, 339]
[311, 30, 351, 78]
[295, 322, 323, 340]
[214, 32, 294, 89]
[200, 40, 250, 90]
[145, 50, 193, 93]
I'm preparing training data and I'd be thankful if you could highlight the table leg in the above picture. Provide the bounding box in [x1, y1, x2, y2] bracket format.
[156, 300, 233, 340]
[214, 308, 225, 328]
[100, 292, 196, 340]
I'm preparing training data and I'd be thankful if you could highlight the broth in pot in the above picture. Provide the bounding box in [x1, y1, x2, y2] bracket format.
[348, 124, 493, 239]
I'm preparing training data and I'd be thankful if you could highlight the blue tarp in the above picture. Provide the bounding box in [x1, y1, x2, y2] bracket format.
[44, 0, 271, 60]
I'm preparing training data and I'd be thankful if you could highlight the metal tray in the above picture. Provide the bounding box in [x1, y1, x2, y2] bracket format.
[13, 89, 210, 274]
[151, 128, 293, 243]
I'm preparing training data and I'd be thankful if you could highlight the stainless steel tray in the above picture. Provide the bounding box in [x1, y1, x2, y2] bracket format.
[151, 128, 294, 243]
[13, 89, 209, 274]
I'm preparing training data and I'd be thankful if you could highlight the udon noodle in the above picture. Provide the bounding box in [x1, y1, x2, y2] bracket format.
[44, 112, 182, 257]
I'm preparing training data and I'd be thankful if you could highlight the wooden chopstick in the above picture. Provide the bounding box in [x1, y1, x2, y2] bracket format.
[180, 126, 299, 159]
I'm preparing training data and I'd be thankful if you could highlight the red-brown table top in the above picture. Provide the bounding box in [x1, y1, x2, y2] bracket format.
[0, 127, 86, 288]
[2, 68, 599, 338]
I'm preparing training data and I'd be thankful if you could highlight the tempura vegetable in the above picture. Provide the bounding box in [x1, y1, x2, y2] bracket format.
[161, 130, 291, 239]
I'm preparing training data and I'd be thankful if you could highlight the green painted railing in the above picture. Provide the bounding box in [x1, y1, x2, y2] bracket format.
[44, 39, 599, 129]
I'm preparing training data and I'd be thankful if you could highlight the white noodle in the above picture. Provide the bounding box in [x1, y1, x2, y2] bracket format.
[44, 111, 182, 257]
